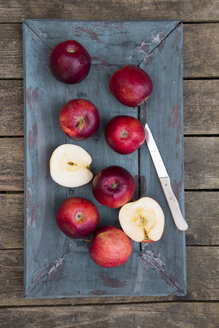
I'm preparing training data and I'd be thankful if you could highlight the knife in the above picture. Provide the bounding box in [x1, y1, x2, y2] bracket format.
[145, 123, 188, 231]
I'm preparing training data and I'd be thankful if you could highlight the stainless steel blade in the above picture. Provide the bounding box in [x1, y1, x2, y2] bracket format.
[145, 123, 168, 178]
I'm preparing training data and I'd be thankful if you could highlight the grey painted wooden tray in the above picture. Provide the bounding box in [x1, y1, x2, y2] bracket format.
[23, 19, 186, 298]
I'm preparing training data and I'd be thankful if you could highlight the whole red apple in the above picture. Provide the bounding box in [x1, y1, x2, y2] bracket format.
[109, 65, 153, 107]
[105, 115, 145, 154]
[89, 225, 132, 268]
[59, 99, 100, 140]
[56, 197, 99, 238]
[50, 40, 91, 84]
[92, 166, 135, 208]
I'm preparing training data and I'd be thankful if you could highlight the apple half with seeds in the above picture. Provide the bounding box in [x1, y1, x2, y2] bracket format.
[119, 197, 165, 243]
[50, 144, 93, 188]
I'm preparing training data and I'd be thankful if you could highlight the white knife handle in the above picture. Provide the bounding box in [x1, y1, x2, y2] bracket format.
[160, 177, 188, 231]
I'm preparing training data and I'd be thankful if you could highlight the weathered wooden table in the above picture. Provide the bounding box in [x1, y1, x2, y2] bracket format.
[0, 1, 218, 327]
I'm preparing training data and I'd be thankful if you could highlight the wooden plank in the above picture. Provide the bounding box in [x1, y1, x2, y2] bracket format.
[184, 80, 219, 135]
[184, 137, 219, 189]
[184, 24, 219, 78]
[0, 247, 218, 305]
[0, 138, 24, 191]
[0, 24, 219, 79]
[0, 194, 24, 249]
[1, 192, 217, 250]
[185, 192, 219, 245]
[0, 24, 23, 79]
[0, 138, 218, 191]
[0, 303, 218, 328]
[0, 80, 24, 136]
[1, 79, 218, 136]
[0, 0, 219, 23]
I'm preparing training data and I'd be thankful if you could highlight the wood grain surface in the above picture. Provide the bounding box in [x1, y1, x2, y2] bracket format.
[0, 0, 219, 22]
[0, 137, 218, 191]
[1, 192, 218, 250]
[0, 0, 218, 325]
[184, 137, 219, 189]
[0, 303, 218, 328]
[0, 23, 219, 79]
[1, 80, 219, 136]
[0, 247, 218, 306]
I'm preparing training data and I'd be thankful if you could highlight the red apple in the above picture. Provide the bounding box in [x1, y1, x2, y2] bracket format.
[56, 197, 99, 239]
[92, 166, 135, 208]
[89, 225, 132, 268]
[109, 65, 153, 107]
[59, 99, 100, 140]
[119, 197, 165, 243]
[105, 115, 145, 154]
[50, 40, 91, 84]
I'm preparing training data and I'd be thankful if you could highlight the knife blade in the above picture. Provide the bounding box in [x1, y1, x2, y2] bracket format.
[145, 123, 188, 231]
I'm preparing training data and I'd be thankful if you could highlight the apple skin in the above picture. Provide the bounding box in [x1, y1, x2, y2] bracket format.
[92, 166, 135, 208]
[50, 40, 91, 84]
[105, 115, 145, 154]
[89, 225, 132, 268]
[109, 65, 153, 107]
[59, 99, 100, 140]
[56, 197, 99, 239]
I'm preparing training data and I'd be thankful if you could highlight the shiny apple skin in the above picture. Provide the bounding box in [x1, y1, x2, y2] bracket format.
[105, 115, 145, 154]
[109, 65, 153, 107]
[92, 166, 135, 208]
[59, 99, 100, 141]
[89, 225, 133, 268]
[50, 40, 91, 84]
[56, 197, 99, 239]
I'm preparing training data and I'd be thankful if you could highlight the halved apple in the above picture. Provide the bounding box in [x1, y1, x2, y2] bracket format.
[119, 197, 165, 243]
[50, 144, 93, 188]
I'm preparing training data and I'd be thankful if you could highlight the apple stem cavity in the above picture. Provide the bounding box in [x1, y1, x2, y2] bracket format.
[110, 181, 118, 189]
[121, 130, 128, 138]
[66, 47, 75, 53]
[75, 212, 83, 221]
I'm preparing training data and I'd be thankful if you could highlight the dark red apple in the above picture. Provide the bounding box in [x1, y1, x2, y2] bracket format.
[105, 115, 145, 154]
[50, 40, 91, 84]
[92, 166, 135, 208]
[89, 225, 132, 268]
[56, 197, 99, 239]
[59, 99, 100, 140]
[109, 65, 153, 107]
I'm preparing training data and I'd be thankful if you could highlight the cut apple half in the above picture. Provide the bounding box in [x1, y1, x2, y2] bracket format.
[50, 144, 93, 188]
[119, 197, 165, 243]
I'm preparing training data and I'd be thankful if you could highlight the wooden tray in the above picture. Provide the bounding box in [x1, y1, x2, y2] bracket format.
[23, 19, 186, 298]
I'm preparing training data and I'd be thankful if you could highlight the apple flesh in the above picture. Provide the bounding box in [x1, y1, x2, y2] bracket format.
[92, 166, 135, 208]
[50, 40, 91, 84]
[119, 197, 165, 242]
[56, 197, 99, 239]
[105, 115, 145, 154]
[50, 144, 93, 188]
[89, 225, 132, 267]
[109, 65, 153, 107]
[59, 99, 100, 141]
